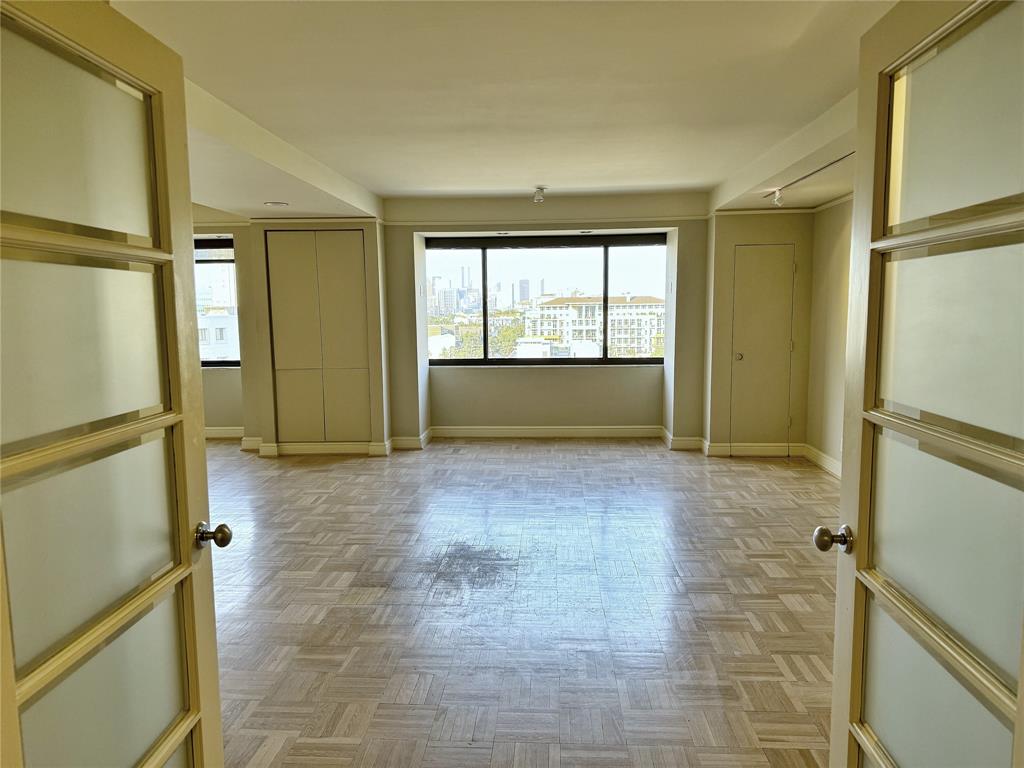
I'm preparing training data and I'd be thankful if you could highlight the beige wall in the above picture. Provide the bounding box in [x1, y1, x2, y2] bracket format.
[704, 211, 815, 449]
[430, 366, 663, 427]
[806, 198, 852, 467]
[382, 194, 708, 440]
[201, 367, 243, 427]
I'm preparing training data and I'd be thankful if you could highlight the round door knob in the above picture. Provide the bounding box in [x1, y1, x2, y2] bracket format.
[735, 352, 744, 360]
[195, 522, 233, 549]
[812, 524, 853, 553]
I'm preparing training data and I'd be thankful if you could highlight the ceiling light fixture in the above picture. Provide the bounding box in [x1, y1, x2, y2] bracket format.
[263, 201, 289, 208]
[761, 150, 856, 207]
[533, 186, 547, 204]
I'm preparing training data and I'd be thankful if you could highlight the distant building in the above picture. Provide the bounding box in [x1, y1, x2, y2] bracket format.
[436, 287, 457, 315]
[524, 295, 665, 357]
[518, 279, 530, 302]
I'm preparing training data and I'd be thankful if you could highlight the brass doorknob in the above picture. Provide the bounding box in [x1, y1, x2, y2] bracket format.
[195, 522, 233, 549]
[813, 524, 853, 553]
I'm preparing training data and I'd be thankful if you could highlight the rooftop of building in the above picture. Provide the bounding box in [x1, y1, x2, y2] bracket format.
[540, 295, 665, 306]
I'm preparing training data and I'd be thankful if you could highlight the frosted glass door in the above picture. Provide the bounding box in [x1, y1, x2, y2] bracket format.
[830, 2, 1024, 766]
[0, 5, 223, 765]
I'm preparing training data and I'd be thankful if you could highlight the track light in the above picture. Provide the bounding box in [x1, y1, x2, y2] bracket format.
[772, 189, 783, 207]
[533, 186, 547, 204]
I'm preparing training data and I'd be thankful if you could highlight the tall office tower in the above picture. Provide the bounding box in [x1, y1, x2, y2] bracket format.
[519, 279, 530, 302]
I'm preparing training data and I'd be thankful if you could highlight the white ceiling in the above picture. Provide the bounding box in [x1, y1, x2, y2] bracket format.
[189, 128, 370, 218]
[115, 1, 892, 200]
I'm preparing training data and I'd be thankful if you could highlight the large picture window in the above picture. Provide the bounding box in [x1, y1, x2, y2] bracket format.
[194, 235, 240, 366]
[426, 234, 667, 364]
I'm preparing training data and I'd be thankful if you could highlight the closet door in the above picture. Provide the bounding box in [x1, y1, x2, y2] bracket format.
[267, 231, 325, 442]
[729, 244, 795, 454]
[316, 230, 371, 442]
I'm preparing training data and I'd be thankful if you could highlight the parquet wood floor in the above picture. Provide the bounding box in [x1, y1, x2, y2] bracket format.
[206, 439, 839, 768]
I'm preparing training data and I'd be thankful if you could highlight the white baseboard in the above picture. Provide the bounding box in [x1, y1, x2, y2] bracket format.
[698, 440, 841, 473]
[662, 428, 702, 450]
[392, 429, 432, 450]
[258, 443, 279, 457]
[701, 441, 790, 457]
[205, 426, 243, 439]
[240, 436, 261, 452]
[277, 442, 370, 456]
[368, 440, 392, 457]
[702, 440, 730, 457]
[799, 443, 842, 478]
[430, 425, 663, 439]
[729, 442, 791, 457]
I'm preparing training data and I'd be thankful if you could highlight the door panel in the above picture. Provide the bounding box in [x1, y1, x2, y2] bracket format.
[878, 238, 1024, 440]
[872, 428, 1023, 684]
[316, 229, 368, 369]
[0, 3, 223, 765]
[3, 431, 176, 671]
[830, 2, 1024, 766]
[324, 368, 372, 442]
[862, 599, 1013, 768]
[19, 592, 186, 768]
[886, 0, 1024, 232]
[730, 244, 794, 448]
[267, 230, 322, 370]
[276, 369, 326, 442]
[0, 252, 166, 451]
[0, 23, 154, 242]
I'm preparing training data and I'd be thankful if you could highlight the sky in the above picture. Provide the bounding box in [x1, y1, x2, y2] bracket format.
[426, 245, 666, 302]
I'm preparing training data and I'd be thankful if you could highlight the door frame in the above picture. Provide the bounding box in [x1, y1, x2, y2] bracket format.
[0, 2, 223, 764]
[831, 1, 1024, 765]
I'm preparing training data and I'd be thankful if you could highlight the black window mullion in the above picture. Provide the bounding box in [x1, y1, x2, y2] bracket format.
[481, 247, 489, 361]
[426, 236, 666, 366]
[602, 245, 610, 361]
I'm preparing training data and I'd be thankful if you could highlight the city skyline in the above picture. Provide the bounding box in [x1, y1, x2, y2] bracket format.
[427, 245, 667, 313]
[426, 245, 667, 360]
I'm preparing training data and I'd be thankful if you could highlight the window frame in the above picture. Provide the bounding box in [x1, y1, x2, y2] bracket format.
[194, 236, 241, 368]
[425, 233, 667, 366]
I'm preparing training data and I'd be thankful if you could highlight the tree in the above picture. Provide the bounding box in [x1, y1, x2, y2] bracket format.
[489, 324, 521, 357]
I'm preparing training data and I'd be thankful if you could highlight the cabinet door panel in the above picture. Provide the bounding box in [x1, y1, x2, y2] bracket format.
[324, 368, 371, 442]
[275, 369, 325, 442]
[267, 231, 321, 370]
[316, 230, 368, 369]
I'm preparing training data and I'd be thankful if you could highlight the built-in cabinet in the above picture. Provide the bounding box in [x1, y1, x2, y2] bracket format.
[267, 229, 371, 443]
